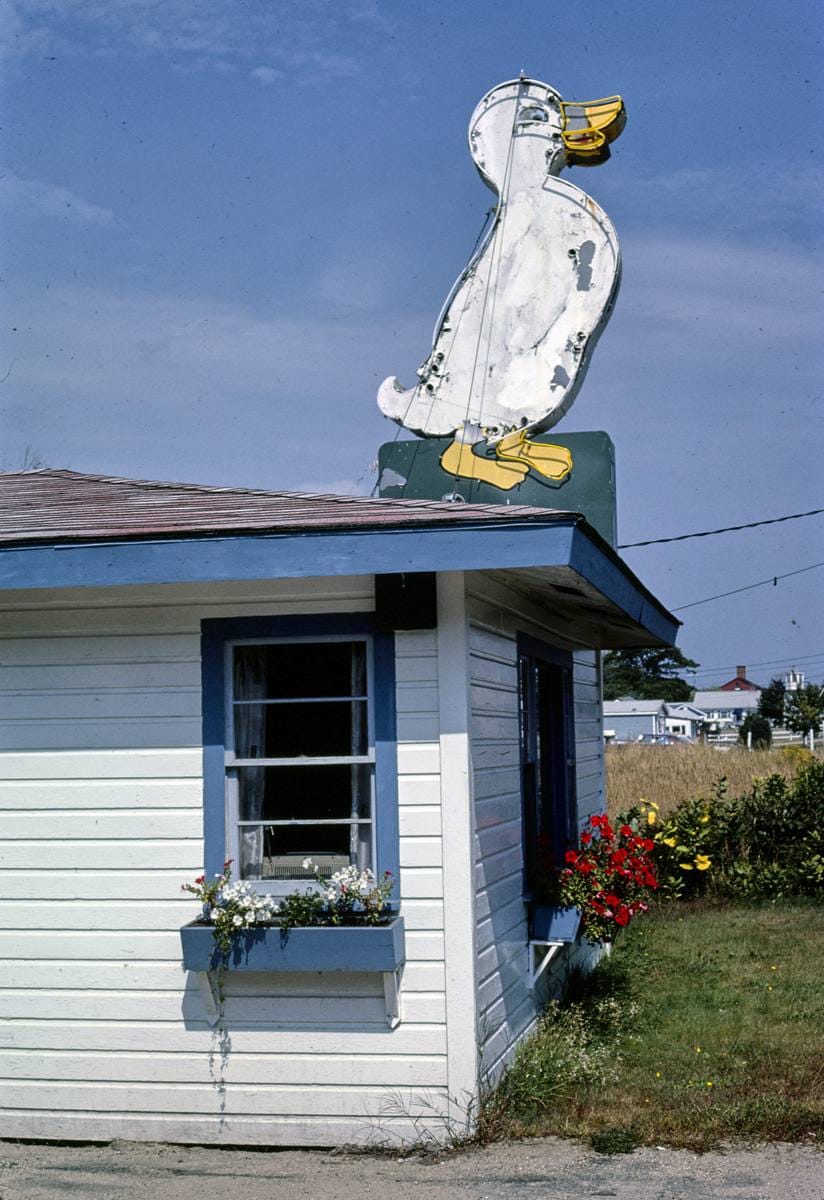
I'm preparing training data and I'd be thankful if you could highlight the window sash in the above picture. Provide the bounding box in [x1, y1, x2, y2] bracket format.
[223, 634, 376, 890]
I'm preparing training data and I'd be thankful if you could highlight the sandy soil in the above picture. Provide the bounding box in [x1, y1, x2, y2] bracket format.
[0, 1137, 822, 1200]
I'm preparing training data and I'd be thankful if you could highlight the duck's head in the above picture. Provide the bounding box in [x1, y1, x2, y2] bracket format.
[469, 78, 626, 185]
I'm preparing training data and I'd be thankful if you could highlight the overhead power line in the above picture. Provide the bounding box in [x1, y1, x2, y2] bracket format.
[672, 561, 824, 612]
[618, 506, 824, 549]
[688, 651, 824, 676]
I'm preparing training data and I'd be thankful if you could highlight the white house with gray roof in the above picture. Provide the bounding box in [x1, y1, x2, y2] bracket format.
[692, 688, 761, 727]
[0, 468, 678, 1147]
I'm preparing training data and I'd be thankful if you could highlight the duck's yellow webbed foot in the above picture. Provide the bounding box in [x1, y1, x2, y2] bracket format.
[494, 430, 573, 481]
[440, 438, 529, 490]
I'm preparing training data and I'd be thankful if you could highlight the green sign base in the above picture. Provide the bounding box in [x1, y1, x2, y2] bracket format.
[378, 431, 617, 546]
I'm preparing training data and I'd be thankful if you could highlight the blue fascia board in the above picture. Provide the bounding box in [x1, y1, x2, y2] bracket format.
[568, 526, 680, 647]
[0, 518, 678, 645]
[0, 521, 579, 590]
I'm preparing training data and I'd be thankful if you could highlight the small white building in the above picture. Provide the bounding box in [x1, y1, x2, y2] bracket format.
[664, 702, 706, 740]
[692, 689, 760, 727]
[602, 698, 668, 742]
[0, 469, 677, 1146]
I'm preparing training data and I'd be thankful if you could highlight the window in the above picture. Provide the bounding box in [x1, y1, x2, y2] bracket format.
[518, 635, 576, 894]
[201, 616, 399, 894]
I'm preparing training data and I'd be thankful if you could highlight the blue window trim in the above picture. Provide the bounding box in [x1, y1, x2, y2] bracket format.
[200, 614, 400, 897]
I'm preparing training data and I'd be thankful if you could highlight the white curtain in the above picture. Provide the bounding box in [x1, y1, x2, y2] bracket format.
[350, 644, 371, 870]
[234, 649, 267, 878]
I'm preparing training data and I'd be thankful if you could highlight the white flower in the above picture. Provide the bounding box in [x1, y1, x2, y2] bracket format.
[210, 908, 219, 920]
[232, 914, 243, 927]
[302, 858, 313, 870]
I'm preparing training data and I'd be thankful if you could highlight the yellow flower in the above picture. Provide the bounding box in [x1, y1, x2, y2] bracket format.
[770, 965, 777, 971]
[647, 810, 657, 826]
[680, 862, 694, 870]
[649, 800, 660, 810]
[695, 1046, 701, 1053]
[699, 814, 710, 824]
[695, 855, 711, 871]
[707, 1081, 713, 1088]
[655, 1071, 661, 1078]
[768, 985, 773, 991]
[662, 837, 677, 848]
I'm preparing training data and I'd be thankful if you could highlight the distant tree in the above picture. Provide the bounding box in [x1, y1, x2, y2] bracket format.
[602, 648, 699, 702]
[758, 677, 786, 726]
[784, 684, 824, 738]
[739, 713, 772, 749]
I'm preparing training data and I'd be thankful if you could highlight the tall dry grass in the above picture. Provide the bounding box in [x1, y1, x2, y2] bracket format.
[605, 743, 818, 818]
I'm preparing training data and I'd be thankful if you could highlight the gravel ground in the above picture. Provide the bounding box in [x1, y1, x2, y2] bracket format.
[0, 1138, 821, 1200]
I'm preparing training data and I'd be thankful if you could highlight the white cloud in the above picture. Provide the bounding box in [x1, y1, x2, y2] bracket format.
[250, 66, 281, 86]
[0, 280, 424, 489]
[0, 170, 117, 226]
[3, 0, 367, 78]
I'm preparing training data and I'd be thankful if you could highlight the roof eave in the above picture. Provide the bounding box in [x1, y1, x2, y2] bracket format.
[0, 514, 679, 649]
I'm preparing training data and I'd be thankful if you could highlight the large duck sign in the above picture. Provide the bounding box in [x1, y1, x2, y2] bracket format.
[377, 76, 624, 534]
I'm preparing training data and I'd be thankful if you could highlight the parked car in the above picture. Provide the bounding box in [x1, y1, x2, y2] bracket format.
[636, 733, 694, 746]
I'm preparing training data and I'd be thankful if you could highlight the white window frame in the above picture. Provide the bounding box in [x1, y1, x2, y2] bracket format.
[223, 633, 377, 896]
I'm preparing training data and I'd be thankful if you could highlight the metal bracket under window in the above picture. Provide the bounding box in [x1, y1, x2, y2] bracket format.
[528, 940, 564, 988]
[196, 968, 403, 1028]
[383, 967, 403, 1028]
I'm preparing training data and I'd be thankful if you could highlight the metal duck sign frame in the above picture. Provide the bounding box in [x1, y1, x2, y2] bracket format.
[377, 76, 625, 515]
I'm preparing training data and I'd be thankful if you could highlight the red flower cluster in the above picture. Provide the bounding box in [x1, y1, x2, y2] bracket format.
[558, 812, 659, 941]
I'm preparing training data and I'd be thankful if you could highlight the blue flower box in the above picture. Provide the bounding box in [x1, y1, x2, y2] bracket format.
[529, 904, 581, 943]
[180, 916, 406, 973]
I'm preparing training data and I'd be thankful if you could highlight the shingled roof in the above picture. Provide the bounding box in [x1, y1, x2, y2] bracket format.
[0, 469, 582, 546]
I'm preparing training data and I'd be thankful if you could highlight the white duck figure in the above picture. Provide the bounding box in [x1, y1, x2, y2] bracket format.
[378, 77, 625, 490]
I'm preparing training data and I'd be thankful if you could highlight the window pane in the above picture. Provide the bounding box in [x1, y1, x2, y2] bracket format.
[239, 824, 372, 881]
[234, 641, 366, 701]
[234, 701, 368, 758]
[237, 764, 372, 822]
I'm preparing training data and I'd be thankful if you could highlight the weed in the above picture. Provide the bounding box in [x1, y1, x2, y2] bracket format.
[481, 900, 824, 1150]
[590, 1127, 639, 1154]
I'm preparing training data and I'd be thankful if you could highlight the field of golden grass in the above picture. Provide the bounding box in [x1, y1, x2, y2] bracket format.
[605, 743, 818, 818]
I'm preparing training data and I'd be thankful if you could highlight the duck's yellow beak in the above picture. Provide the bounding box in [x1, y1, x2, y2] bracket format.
[561, 95, 626, 164]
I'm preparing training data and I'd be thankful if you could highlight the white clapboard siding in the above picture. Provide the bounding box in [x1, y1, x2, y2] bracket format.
[0, 872, 204, 901]
[0, 989, 446, 1025]
[0, 1079, 451, 1119]
[0, 960, 445, 993]
[466, 575, 606, 1085]
[0, 1111, 446, 1149]
[1, 1050, 448, 1087]
[573, 650, 605, 825]
[0, 587, 448, 1145]
[0, 1022, 448, 1056]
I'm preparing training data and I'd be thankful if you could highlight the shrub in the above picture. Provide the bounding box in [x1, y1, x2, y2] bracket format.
[738, 713, 772, 749]
[656, 759, 824, 900]
[482, 983, 635, 1131]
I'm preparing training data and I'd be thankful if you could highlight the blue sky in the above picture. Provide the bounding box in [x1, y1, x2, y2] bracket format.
[2, 0, 822, 684]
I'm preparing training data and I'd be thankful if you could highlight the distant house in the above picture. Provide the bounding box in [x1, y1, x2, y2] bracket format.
[663, 702, 706, 739]
[603, 699, 667, 742]
[717, 665, 761, 692]
[692, 688, 760, 726]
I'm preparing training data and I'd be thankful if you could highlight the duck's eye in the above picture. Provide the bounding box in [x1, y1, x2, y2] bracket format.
[519, 105, 548, 123]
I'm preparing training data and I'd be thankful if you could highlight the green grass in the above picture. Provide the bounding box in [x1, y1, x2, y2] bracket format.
[481, 900, 824, 1150]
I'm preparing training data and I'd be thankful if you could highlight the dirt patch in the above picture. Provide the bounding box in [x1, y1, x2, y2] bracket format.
[0, 1137, 821, 1200]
